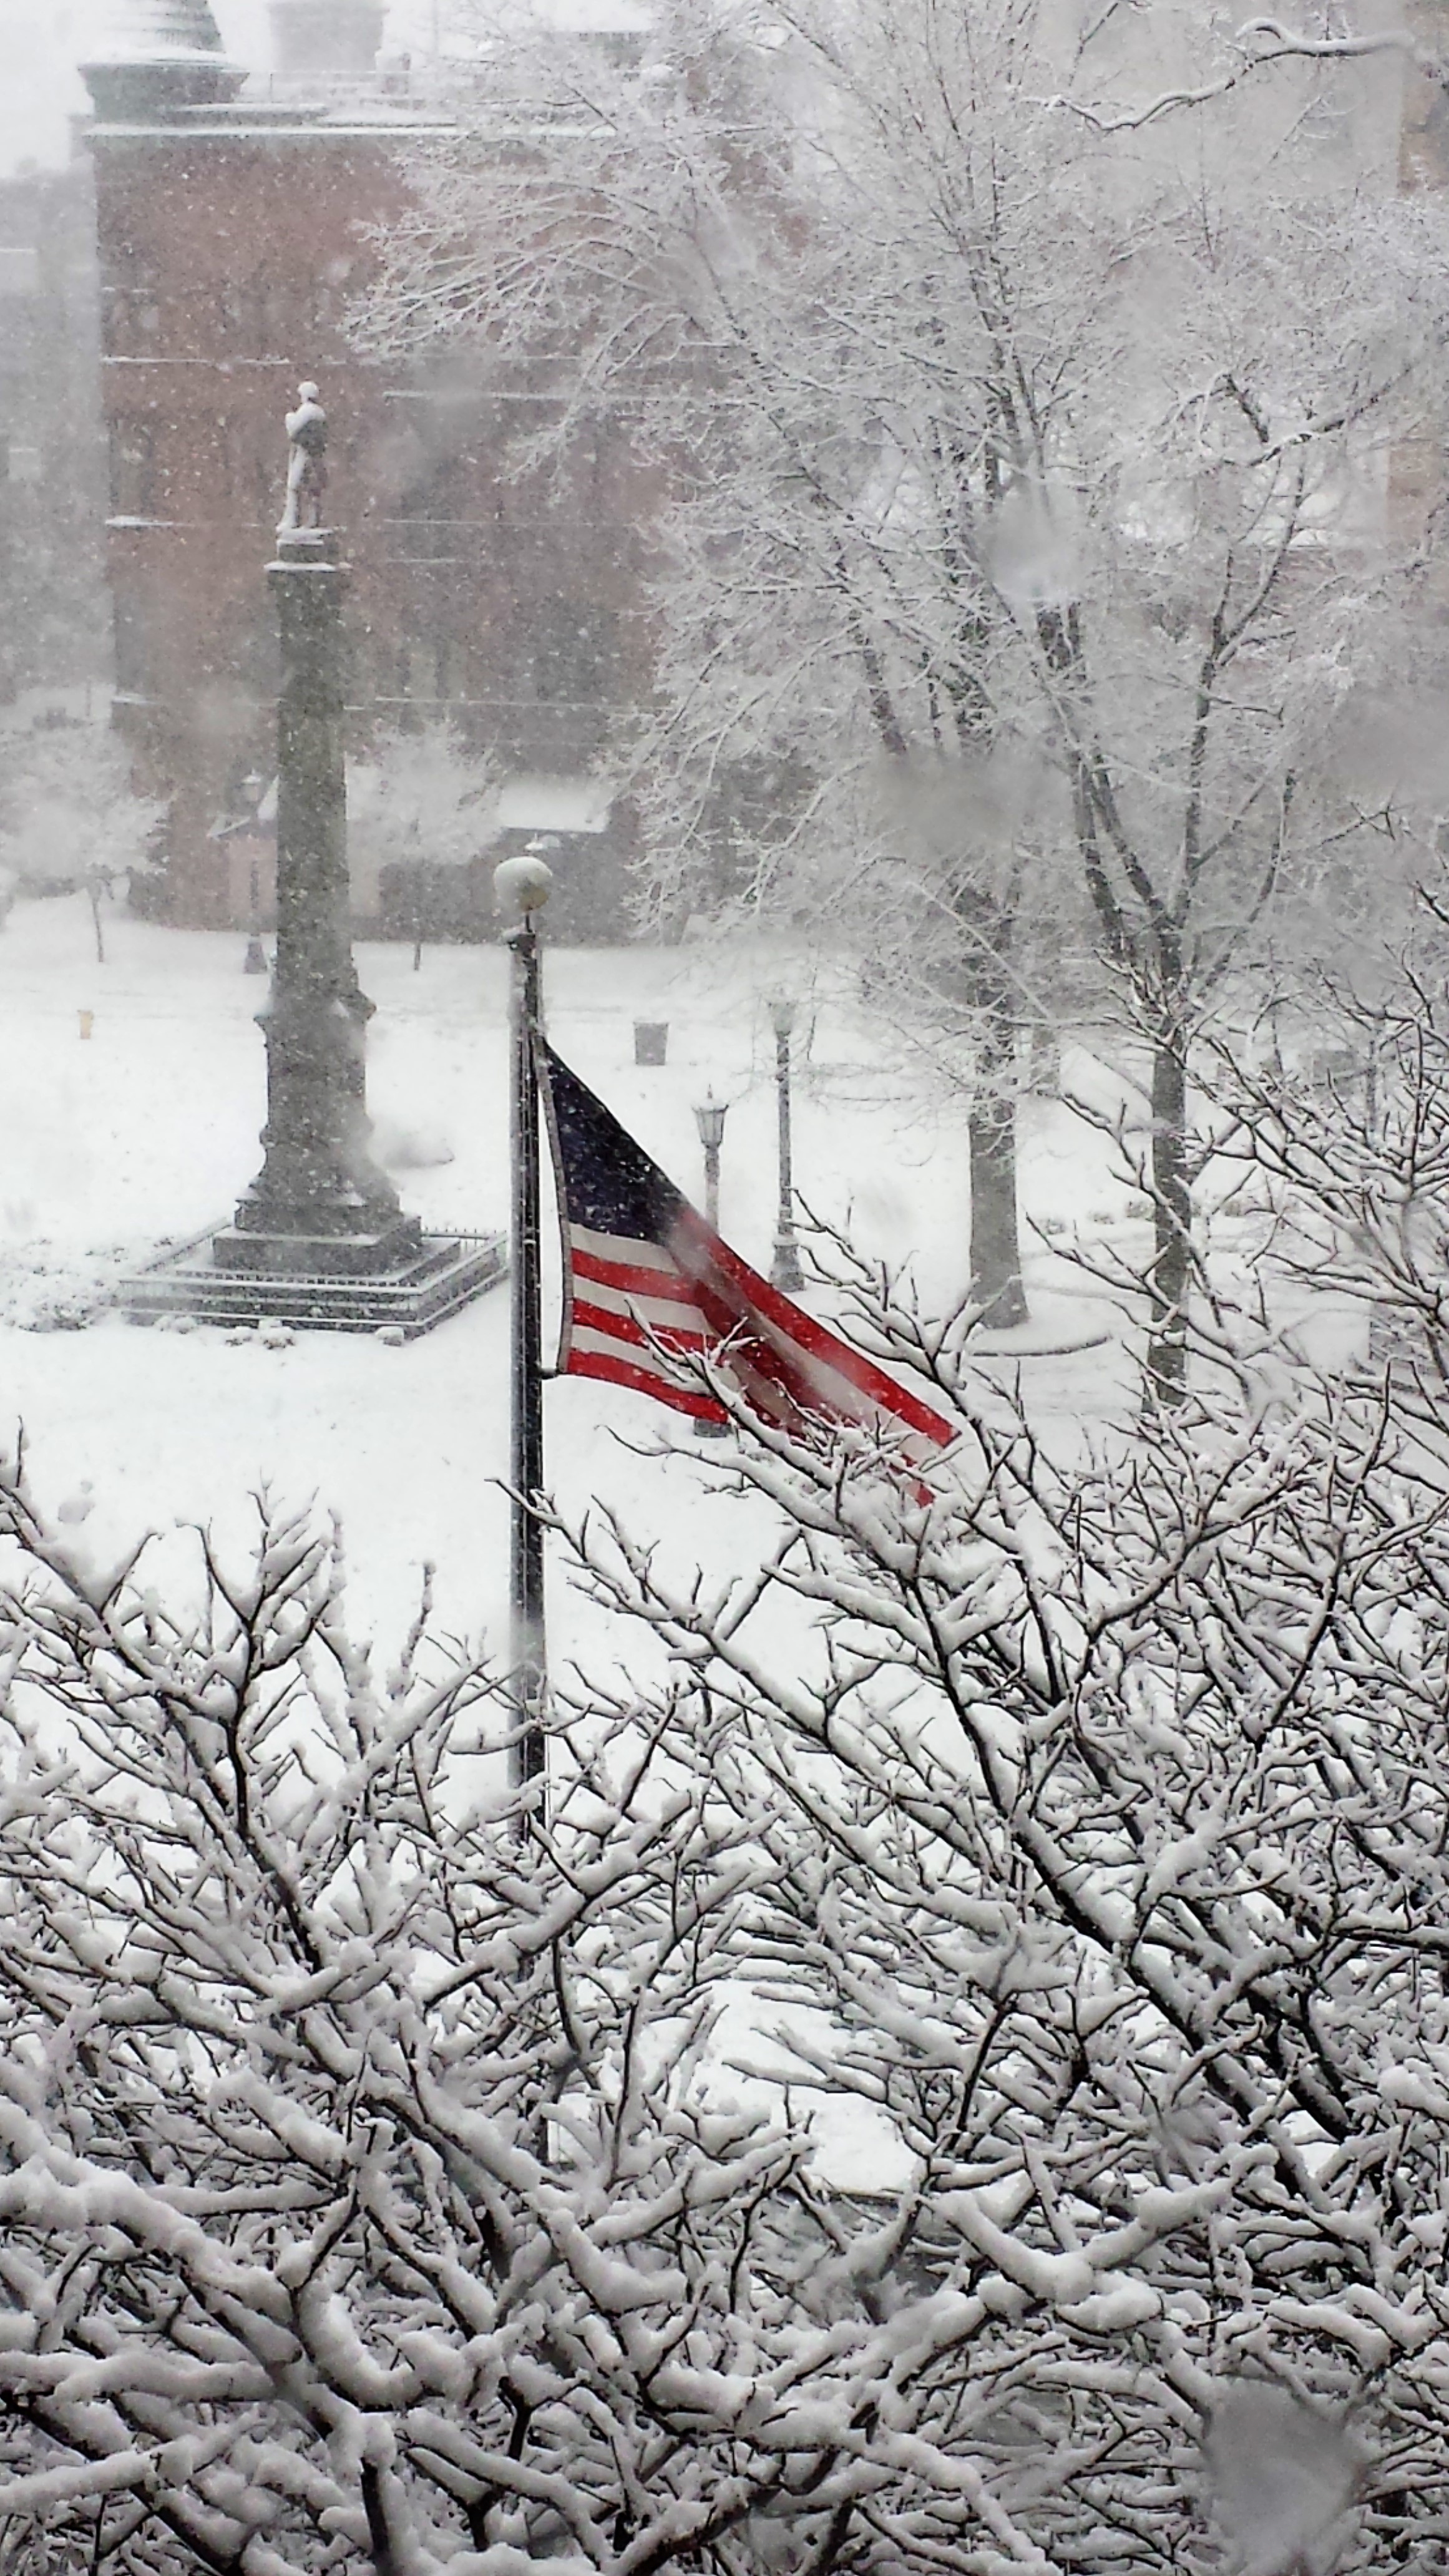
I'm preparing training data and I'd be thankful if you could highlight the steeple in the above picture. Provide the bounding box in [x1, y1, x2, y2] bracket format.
[79, 1, 248, 121]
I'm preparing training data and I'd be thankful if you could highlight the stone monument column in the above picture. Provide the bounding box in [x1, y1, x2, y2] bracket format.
[125, 383, 504, 1335]
[214, 386, 419, 1277]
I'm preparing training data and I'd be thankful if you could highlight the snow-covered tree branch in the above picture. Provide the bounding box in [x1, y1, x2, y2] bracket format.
[0, 1462, 816, 2576]
[9, 1221, 1449, 2565]
[363, 0, 1449, 1388]
[537, 1316, 1449, 2574]
[1047, 14, 1432, 135]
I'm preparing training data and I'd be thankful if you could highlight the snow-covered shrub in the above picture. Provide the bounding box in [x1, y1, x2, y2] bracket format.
[0, 1452, 997, 2576]
[10, 1264, 1449, 2569]
[543, 1324, 1449, 2575]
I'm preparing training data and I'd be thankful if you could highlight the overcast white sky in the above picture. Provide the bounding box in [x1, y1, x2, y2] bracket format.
[0, 2, 267, 172]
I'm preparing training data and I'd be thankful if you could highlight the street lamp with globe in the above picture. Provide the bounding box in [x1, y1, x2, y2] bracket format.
[693, 1088, 729, 1229]
[691, 1088, 731, 1440]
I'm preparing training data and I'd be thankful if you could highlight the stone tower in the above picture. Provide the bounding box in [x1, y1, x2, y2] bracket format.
[80, 2, 247, 119]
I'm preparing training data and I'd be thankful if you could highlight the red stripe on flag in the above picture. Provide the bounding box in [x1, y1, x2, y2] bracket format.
[670, 1209, 955, 1450]
[565, 1347, 728, 1422]
[572, 1297, 714, 1358]
[664, 1252, 909, 1441]
[573, 1223, 954, 1463]
[537, 1039, 955, 1470]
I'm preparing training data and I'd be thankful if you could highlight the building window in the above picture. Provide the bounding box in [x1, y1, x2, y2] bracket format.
[109, 419, 157, 520]
[530, 598, 618, 706]
[113, 589, 155, 697]
[250, 281, 293, 357]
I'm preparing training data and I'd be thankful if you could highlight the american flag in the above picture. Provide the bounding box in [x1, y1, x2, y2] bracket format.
[537, 1040, 957, 1468]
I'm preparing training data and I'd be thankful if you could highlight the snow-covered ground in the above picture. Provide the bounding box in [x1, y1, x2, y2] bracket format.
[0, 890, 1143, 1661]
[0, 891, 1370, 2182]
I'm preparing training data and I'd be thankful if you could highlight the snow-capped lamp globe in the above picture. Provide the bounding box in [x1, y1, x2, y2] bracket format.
[494, 850, 555, 916]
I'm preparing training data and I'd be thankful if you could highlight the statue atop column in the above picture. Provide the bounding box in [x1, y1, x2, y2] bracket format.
[280, 381, 328, 533]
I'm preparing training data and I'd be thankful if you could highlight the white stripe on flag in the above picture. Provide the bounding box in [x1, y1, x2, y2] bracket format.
[570, 1321, 701, 1366]
[571, 1271, 711, 1338]
[572, 1221, 686, 1277]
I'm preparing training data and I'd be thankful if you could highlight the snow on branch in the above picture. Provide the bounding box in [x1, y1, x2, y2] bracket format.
[535, 1254, 1449, 2568]
[1050, 16, 1430, 134]
[9, 1210, 1449, 2569]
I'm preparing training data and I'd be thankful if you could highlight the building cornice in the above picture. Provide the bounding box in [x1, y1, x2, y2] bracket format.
[84, 112, 456, 142]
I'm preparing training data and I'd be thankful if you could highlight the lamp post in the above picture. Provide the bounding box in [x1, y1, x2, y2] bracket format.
[242, 770, 266, 974]
[769, 996, 804, 1292]
[693, 1088, 730, 1438]
[693, 1088, 728, 1229]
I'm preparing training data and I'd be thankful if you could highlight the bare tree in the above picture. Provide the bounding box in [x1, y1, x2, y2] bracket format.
[1196, 861, 1449, 1407]
[8, 1224, 1449, 2564]
[348, 720, 499, 966]
[2, 715, 163, 964]
[363, 0, 1449, 1378]
[540, 1280, 1449, 2575]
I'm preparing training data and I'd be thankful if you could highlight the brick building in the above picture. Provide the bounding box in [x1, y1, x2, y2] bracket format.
[0, 160, 109, 705]
[79, 0, 653, 934]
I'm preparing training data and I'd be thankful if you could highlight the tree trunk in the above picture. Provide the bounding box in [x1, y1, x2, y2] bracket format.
[1146, 1029, 1191, 1403]
[89, 883, 105, 967]
[970, 1007, 1028, 1327]
[952, 878, 1028, 1328]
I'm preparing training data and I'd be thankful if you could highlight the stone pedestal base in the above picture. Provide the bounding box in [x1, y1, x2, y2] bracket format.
[121, 1229, 505, 1339]
[212, 1216, 423, 1279]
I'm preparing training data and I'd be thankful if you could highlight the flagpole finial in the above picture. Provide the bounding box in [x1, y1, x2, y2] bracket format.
[494, 851, 555, 917]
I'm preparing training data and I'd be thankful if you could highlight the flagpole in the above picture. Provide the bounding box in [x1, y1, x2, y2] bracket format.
[495, 851, 554, 1798]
